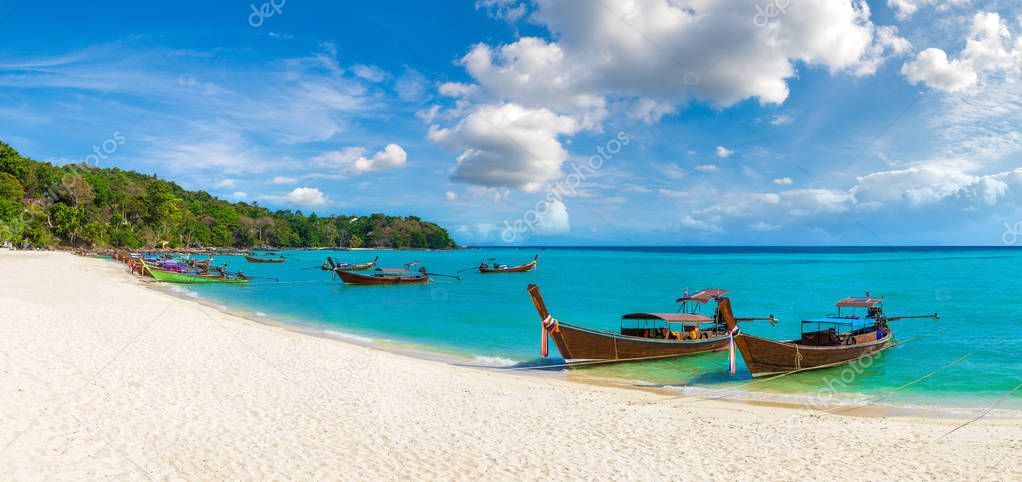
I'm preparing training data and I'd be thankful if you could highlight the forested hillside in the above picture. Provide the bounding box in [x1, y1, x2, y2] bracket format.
[0, 141, 455, 249]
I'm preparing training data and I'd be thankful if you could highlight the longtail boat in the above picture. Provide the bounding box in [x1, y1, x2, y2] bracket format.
[336, 263, 429, 285]
[479, 255, 537, 274]
[526, 285, 774, 366]
[324, 256, 378, 271]
[244, 255, 286, 263]
[140, 260, 248, 284]
[720, 294, 938, 377]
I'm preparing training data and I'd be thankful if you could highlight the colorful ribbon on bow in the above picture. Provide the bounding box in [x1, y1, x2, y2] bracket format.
[541, 315, 559, 357]
[728, 325, 741, 375]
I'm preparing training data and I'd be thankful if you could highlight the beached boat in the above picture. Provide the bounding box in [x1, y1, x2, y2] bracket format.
[324, 256, 378, 271]
[242, 252, 284, 263]
[719, 294, 938, 377]
[526, 285, 773, 366]
[141, 260, 248, 284]
[336, 263, 429, 285]
[479, 255, 537, 274]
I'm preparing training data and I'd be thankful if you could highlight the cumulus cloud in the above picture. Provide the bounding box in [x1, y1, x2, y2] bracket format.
[428, 103, 579, 192]
[902, 48, 977, 92]
[715, 146, 734, 158]
[213, 179, 236, 189]
[850, 160, 1018, 208]
[902, 12, 1021, 92]
[285, 187, 330, 207]
[428, 0, 906, 192]
[313, 144, 408, 175]
[445, 191, 459, 201]
[774, 177, 794, 185]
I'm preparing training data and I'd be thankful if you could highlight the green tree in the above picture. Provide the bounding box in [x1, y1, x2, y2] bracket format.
[49, 203, 86, 246]
[0, 172, 24, 200]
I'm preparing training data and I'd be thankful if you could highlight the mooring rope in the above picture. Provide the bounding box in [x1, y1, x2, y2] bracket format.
[644, 332, 936, 406]
[822, 352, 973, 416]
[938, 380, 1022, 439]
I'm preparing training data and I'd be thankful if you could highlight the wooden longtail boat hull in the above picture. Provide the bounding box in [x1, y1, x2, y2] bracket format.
[325, 256, 378, 271]
[549, 322, 730, 364]
[336, 270, 428, 285]
[479, 256, 537, 274]
[734, 332, 893, 377]
[244, 255, 285, 263]
[147, 267, 248, 284]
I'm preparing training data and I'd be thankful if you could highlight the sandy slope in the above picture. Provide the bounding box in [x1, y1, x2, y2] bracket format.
[0, 251, 1018, 480]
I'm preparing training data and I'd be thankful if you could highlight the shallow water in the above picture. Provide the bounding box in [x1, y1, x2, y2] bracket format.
[176, 247, 1022, 413]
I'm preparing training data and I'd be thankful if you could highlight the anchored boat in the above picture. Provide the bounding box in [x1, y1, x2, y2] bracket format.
[720, 294, 938, 377]
[335, 263, 430, 285]
[140, 259, 249, 284]
[244, 255, 286, 263]
[526, 285, 774, 366]
[478, 255, 537, 274]
[324, 256, 378, 271]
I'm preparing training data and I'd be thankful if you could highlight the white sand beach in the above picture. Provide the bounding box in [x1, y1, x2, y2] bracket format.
[1, 251, 1019, 480]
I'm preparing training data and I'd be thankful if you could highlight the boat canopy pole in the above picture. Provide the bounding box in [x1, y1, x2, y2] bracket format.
[886, 313, 939, 322]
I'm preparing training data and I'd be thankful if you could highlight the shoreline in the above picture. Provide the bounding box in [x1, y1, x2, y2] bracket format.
[136, 257, 1019, 422]
[3, 251, 1020, 479]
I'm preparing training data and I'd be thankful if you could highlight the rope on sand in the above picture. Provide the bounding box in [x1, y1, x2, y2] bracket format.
[937, 380, 1022, 439]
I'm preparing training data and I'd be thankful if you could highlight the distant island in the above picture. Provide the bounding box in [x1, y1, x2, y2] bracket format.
[0, 141, 456, 250]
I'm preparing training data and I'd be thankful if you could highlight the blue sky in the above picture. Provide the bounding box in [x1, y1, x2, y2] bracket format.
[2, 0, 1021, 245]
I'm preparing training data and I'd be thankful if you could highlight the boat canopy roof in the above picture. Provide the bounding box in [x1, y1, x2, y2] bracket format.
[675, 288, 728, 303]
[802, 315, 875, 331]
[835, 297, 883, 308]
[621, 312, 714, 323]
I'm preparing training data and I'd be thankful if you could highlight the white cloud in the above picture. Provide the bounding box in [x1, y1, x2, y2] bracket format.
[313, 144, 408, 175]
[476, 0, 528, 22]
[285, 187, 330, 207]
[715, 146, 734, 158]
[695, 164, 718, 172]
[773, 177, 794, 185]
[769, 115, 794, 125]
[428, 103, 579, 192]
[395, 69, 429, 102]
[850, 160, 1018, 208]
[227, 191, 247, 201]
[351, 64, 388, 82]
[901, 12, 1021, 92]
[272, 176, 298, 185]
[214, 179, 236, 189]
[901, 48, 978, 92]
[534, 199, 570, 235]
[445, 191, 459, 201]
[887, 0, 970, 21]
[429, 0, 907, 192]
[466, 0, 902, 111]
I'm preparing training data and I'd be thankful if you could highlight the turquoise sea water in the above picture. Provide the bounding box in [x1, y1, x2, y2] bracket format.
[168, 247, 1022, 413]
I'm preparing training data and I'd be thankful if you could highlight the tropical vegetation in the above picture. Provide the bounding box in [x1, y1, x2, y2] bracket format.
[0, 141, 456, 249]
